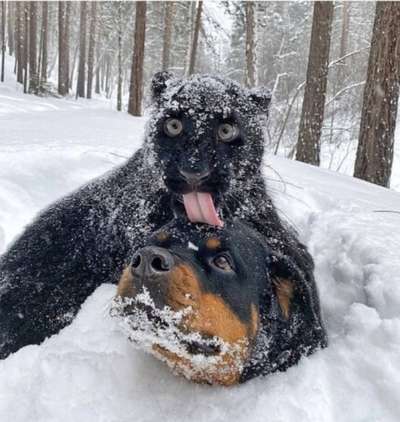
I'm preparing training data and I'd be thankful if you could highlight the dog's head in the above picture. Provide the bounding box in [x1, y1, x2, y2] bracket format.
[112, 219, 326, 385]
[146, 72, 271, 226]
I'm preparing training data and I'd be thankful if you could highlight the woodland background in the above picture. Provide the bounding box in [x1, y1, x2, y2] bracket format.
[0, 1, 399, 189]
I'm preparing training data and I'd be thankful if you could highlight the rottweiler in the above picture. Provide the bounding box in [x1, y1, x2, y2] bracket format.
[111, 218, 327, 386]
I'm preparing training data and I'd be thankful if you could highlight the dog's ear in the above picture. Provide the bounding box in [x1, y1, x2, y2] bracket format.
[247, 87, 272, 115]
[151, 71, 175, 100]
[268, 252, 324, 333]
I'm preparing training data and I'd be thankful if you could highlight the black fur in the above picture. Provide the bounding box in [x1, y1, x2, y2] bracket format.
[0, 73, 314, 359]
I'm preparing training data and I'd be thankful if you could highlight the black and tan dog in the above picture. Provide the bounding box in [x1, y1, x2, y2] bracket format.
[112, 219, 327, 386]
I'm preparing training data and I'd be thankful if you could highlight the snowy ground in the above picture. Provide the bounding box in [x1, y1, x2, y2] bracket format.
[1, 60, 400, 422]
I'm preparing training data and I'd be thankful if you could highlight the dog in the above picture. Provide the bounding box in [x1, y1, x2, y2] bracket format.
[111, 218, 327, 386]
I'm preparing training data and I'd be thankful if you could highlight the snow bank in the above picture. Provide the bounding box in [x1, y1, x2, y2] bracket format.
[1, 58, 400, 421]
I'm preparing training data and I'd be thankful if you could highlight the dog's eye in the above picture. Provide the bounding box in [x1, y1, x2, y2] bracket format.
[217, 123, 240, 142]
[164, 118, 183, 137]
[212, 254, 234, 272]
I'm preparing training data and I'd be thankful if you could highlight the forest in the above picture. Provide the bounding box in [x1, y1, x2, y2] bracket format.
[1, 1, 399, 189]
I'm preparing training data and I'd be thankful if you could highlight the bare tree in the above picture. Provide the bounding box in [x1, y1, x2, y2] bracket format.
[76, 1, 87, 98]
[1, 1, 5, 82]
[15, 2, 24, 83]
[244, 0, 256, 87]
[162, 1, 175, 71]
[23, 4, 29, 93]
[58, 1, 70, 96]
[7, 0, 13, 56]
[128, 1, 147, 116]
[28, 1, 38, 93]
[188, 1, 203, 75]
[353, 2, 400, 187]
[86, 1, 96, 99]
[296, 1, 334, 166]
[117, 2, 123, 111]
[39, 1, 48, 87]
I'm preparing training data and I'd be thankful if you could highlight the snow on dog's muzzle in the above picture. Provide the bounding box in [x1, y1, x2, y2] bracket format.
[111, 254, 259, 386]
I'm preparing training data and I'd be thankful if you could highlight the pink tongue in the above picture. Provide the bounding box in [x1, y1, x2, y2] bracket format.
[182, 192, 224, 227]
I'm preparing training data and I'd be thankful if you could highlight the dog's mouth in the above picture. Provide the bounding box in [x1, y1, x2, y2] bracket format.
[110, 288, 250, 386]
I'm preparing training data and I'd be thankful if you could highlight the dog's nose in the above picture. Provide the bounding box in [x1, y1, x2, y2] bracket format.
[131, 246, 174, 276]
[179, 168, 210, 185]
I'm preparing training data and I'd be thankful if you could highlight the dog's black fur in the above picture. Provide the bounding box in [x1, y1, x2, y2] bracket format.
[0, 73, 315, 359]
[115, 218, 327, 384]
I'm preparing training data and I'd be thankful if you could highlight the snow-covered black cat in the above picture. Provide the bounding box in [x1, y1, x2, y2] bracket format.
[0, 72, 317, 358]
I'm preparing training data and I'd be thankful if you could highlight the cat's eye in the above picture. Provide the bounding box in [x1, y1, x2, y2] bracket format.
[164, 118, 183, 137]
[217, 123, 240, 142]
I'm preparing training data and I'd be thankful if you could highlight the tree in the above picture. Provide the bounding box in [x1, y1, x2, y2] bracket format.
[58, 1, 70, 96]
[28, 2, 39, 93]
[7, 0, 13, 56]
[15, 2, 24, 84]
[188, 0, 202, 75]
[1, 1, 5, 82]
[128, 1, 147, 116]
[244, 0, 256, 87]
[86, 1, 97, 99]
[117, 2, 123, 111]
[39, 1, 48, 87]
[162, 1, 174, 71]
[76, 1, 87, 98]
[353, 2, 400, 187]
[296, 1, 334, 166]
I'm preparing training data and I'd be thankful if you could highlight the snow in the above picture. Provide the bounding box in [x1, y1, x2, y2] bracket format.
[1, 59, 400, 421]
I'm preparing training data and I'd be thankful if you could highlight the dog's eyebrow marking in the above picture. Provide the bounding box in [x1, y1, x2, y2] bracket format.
[156, 231, 170, 242]
[188, 242, 199, 251]
[206, 237, 221, 250]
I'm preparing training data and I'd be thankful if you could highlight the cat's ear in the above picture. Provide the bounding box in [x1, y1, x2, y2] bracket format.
[247, 87, 272, 115]
[151, 71, 175, 100]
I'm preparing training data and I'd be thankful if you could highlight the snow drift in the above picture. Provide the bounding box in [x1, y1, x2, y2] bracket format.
[1, 61, 400, 421]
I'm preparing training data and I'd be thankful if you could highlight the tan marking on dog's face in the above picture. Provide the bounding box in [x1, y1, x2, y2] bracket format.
[156, 231, 170, 243]
[274, 278, 294, 320]
[117, 266, 135, 298]
[250, 304, 259, 339]
[159, 263, 256, 385]
[205, 237, 221, 250]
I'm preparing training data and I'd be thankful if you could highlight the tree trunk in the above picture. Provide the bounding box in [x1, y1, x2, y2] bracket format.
[15, 2, 24, 83]
[39, 1, 48, 86]
[28, 1, 38, 93]
[1, 1, 5, 82]
[86, 1, 96, 99]
[117, 3, 122, 111]
[69, 41, 79, 90]
[244, 0, 256, 87]
[353, 2, 400, 187]
[76, 1, 87, 98]
[128, 1, 146, 116]
[187, 0, 202, 75]
[58, 1, 70, 96]
[7, 1, 13, 56]
[161, 1, 174, 71]
[23, 4, 29, 94]
[296, 1, 334, 166]
[95, 45, 100, 94]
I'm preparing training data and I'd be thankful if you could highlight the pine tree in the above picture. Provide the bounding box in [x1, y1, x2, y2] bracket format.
[188, 1, 202, 75]
[162, 1, 174, 71]
[353, 1, 400, 187]
[296, 1, 334, 166]
[244, 0, 256, 87]
[86, 1, 97, 99]
[128, 1, 146, 116]
[58, 1, 70, 96]
[76, 1, 87, 98]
